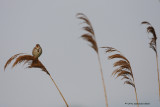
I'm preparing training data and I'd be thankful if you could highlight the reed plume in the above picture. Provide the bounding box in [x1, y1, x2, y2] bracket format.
[142, 21, 160, 101]
[77, 13, 108, 107]
[4, 45, 69, 107]
[102, 47, 139, 107]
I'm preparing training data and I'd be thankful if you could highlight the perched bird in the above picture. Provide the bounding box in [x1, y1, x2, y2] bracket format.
[32, 44, 42, 59]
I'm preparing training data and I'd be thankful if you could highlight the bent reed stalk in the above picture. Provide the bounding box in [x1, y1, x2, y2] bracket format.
[4, 52, 69, 107]
[156, 47, 160, 101]
[77, 13, 108, 107]
[98, 53, 108, 107]
[142, 21, 160, 101]
[49, 73, 69, 107]
[102, 47, 139, 107]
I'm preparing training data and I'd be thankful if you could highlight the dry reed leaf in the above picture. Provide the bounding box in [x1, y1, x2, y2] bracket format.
[124, 81, 135, 88]
[103, 46, 139, 106]
[103, 47, 135, 88]
[83, 26, 94, 35]
[121, 76, 130, 81]
[113, 60, 130, 68]
[77, 13, 98, 53]
[4, 54, 49, 75]
[147, 26, 157, 38]
[141, 21, 151, 25]
[81, 34, 98, 52]
[29, 59, 49, 75]
[108, 54, 129, 63]
[76, 13, 92, 27]
[4, 53, 25, 70]
[77, 13, 109, 107]
[142, 21, 160, 101]
[142, 21, 157, 53]
[12, 55, 34, 67]
[101, 47, 120, 53]
[112, 67, 123, 76]
[116, 70, 133, 78]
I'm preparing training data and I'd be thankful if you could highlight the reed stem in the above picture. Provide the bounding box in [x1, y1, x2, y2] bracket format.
[130, 68, 139, 107]
[49, 74, 69, 107]
[156, 52, 160, 101]
[134, 87, 139, 107]
[97, 53, 108, 107]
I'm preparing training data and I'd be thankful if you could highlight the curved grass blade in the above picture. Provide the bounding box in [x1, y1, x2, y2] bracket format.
[102, 47, 139, 107]
[4, 52, 68, 107]
[142, 21, 160, 101]
[77, 13, 108, 107]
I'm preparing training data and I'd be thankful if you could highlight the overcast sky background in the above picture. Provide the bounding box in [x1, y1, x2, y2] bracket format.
[0, 0, 160, 107]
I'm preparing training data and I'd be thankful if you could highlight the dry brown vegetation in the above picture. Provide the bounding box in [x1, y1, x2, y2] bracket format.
[142, 21, 160, 101]
[4, 53, 49, 74]
[102, 47, 139, 107]
[4, 52, 69, 107]
[77, 13, 109, 107]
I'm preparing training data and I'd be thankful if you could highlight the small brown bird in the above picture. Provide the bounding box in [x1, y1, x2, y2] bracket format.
[32, 44, 42, 59]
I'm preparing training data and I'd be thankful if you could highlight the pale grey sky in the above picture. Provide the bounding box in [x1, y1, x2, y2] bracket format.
[0, 0, 160, 107]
